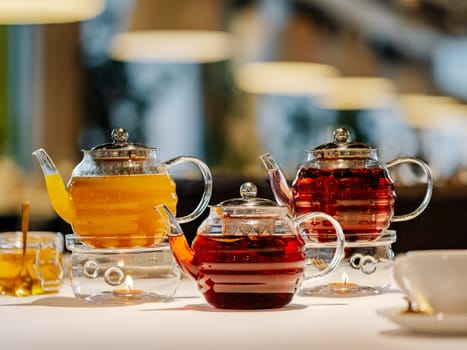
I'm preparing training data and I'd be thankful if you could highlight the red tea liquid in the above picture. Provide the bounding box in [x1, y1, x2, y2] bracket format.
[185, 234, 305, 309]
[292, 167, 396, 241]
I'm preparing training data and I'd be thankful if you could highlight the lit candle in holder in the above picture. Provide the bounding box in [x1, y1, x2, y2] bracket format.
[113, 275, 144, 298]
[328, 272, 359, 294]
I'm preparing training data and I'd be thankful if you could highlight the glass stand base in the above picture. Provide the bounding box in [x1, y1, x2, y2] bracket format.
[78, 291, 168, 305]
[300, 229, 397, 297]
[66, 235, 181, 305]
[299, 284, 383, 298]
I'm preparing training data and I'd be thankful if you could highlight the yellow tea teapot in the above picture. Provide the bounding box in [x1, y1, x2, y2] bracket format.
[33, 128, 213, 248]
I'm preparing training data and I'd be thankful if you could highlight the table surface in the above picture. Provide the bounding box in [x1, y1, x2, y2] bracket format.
[1, 277, 466, 350]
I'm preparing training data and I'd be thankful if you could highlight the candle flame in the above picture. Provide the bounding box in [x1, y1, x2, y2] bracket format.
[125, 275, 134, 291]
[341, 272, 350, 285]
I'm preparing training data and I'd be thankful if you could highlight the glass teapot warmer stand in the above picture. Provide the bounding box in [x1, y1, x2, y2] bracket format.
[300, 230, 396, 297]
[65, 235, 181, 304]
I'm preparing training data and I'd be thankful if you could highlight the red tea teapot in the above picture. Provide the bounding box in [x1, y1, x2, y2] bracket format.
[159, 182, 345, 309]
[261, 128, 433, 241]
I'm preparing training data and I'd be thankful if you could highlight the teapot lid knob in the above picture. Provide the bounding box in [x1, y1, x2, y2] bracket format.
[333, 128, 351, 143]
[216, 182, 279, 208]
[312, 127, 373, 152]
[111, 128, 129, 145]
[240, 182, 257, 199]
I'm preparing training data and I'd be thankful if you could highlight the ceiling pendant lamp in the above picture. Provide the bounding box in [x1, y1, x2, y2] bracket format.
[234, 61, 339, 96]
[0, 0, 105, 24]
[108, 0, 232, 63]
[109, 30, 233, 64]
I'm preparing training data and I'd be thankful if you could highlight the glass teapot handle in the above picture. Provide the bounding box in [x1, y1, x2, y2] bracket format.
[294, 212, 345, 280]
[165, 156, 213, 224]
[385, 157, 433, 223]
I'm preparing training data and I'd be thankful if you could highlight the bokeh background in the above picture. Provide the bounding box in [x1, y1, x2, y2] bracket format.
[1, 0, 467, 250]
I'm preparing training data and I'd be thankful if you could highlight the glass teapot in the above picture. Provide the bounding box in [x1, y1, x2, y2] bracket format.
[159, 182, 345, 309]
[261, 127, 433, 241]
[33, 128, 213, 248]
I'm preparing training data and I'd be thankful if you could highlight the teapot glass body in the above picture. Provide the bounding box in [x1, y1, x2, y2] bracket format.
[262, 128, 433, 241]
[178, 211, 307, 309]
[34, 128, 213, 248]
[162, 183, 345, 309]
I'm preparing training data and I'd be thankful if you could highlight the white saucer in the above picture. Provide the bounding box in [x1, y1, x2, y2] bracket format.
[378, 307, 467, 335]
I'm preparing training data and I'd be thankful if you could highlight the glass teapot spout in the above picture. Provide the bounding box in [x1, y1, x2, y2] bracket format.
[157, 205, 198, 278]
[260, 153, 293, 208]
[32, 148, 74, 224]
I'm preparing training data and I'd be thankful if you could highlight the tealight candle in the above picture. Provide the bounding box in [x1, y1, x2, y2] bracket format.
[328, 272, 358, 293]
[113, 275, 143, 298]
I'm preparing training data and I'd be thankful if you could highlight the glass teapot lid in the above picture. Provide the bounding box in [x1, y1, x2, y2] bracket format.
[215, 182, 288, 217]
[90, 127, 156, 161]
[211, 182, 289, 236]
[310, 127, 376, 159]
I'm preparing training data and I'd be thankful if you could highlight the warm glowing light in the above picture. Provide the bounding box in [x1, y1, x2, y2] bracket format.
[341, 272, 350, 285]
[320, 77, 396, 110]
[112, 275, 144, 298]
[0, 0, 105, 24]
[399, 93, 463, 129]
[235, 61, 339, 95]
[109, 30, 234, 63]
[125, 275, 134, 291]
[328, 272, 358, 291]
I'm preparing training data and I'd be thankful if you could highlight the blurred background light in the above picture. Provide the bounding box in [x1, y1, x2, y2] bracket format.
[234, 61, 338, 95]
[0, 0, 104, 24]
[109, 30, 233, 63]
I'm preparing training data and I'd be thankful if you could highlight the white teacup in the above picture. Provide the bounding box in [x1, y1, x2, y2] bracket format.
[393, 250, 467, 314]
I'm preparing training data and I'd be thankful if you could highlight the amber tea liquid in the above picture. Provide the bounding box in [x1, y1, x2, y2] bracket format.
[46, 173, 177, 248]
[292, 167, 396, 241]
[0, 247, 62, 296]
[177, 234, 305, 309]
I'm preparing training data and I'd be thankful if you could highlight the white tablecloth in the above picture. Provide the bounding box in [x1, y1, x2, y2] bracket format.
[1, 278, 466, 350]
